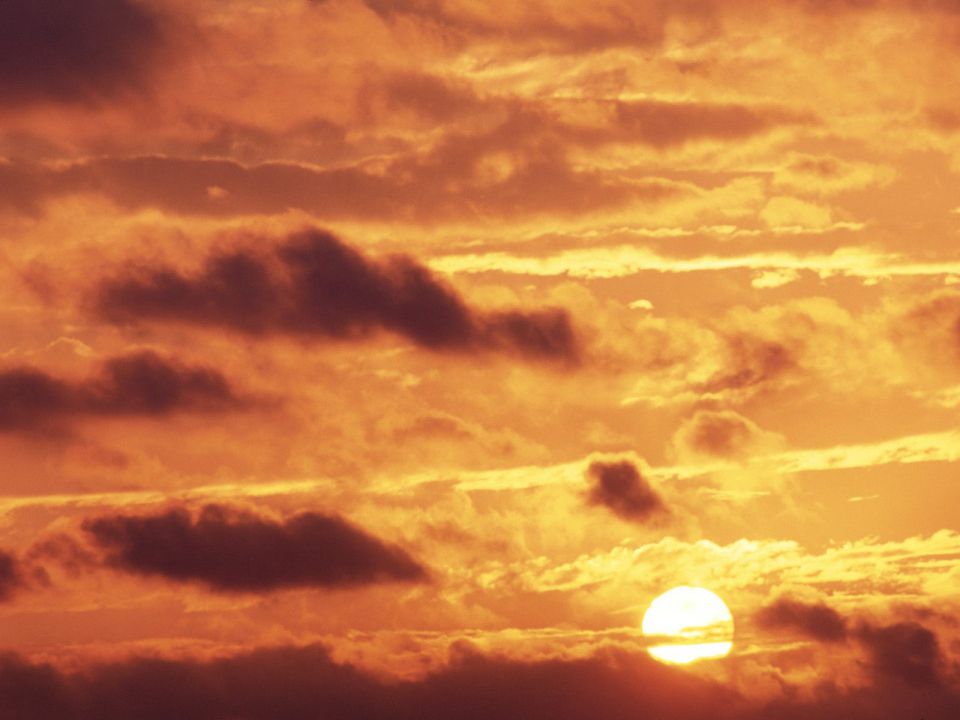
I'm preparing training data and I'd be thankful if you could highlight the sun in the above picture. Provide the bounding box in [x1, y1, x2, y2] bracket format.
[641, 586, 734, 664]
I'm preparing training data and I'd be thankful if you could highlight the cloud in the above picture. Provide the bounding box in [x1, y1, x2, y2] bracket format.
[354, 0, 670, 52]
[353, 0, 950, 53]
[0, 160, 48, 214]
[756, 598, 946, 686]
[94, 229, 580, 362]
[855, 621, 945, 687]
[0, 143, 673, 222]
[0, 0, 166, 106]
[357, 70, 484, 124]
[0, 550, 31, 602]
[0, 352, 244, 432]
[772, 153, 895, 196]
[0, 96, 801, 220]
[0, 642, 957, 720]
[755, 597, 849, 642]
[695, 335, 797, 396]
[348, 0, 960, 57]
[927, 107, 960, 133]
[0, 646, 711, 720]
[760, 196, 834, 230]
[82, 504, 428, 592]
[585, 460, 667, 522]
[570, 100, 810, 150]
[672, 410, 783, 460]
[891, 291, 960, 372]
[430, 244, 910, 283]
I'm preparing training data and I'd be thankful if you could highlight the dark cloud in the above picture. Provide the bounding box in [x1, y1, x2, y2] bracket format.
[83, 352, 242, 415]
[83, 504, 428, 592]
[696, 336, 797, 395]
[0, 369, 73, 432]
[0, 646, 738, 720]
[0, 550, 29, 602]
[0, 352, 243, 432]
[854, 621, 945, 687]
[756, 599, 947, 687]
[585, 460, 667, 522]
[755, 597, 849, 642]
[0, 642, 957, 720]
[800, 0, 960, 13]
[780, 154, 851, 179]
[94, 229, 580, 362]
[0, 0, 165, 106]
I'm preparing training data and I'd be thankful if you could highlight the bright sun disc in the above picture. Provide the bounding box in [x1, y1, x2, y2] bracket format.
[641, 586, 734, 664]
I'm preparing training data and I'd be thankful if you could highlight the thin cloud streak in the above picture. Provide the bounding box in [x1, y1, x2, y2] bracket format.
[377, 427, 960, 492]
[430, 245, 960, 282]
[0, 427, 955, 513]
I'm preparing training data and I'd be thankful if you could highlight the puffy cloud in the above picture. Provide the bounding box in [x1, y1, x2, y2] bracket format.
[672, 410, 784, 460]
[83, 504, 428, 592]
[0, 352, 244, 432]
[855, 621, 945, 687]
[756, 598, 947, 686]
[695, 335, 797, 396]
[0, 0, 166, 106]
[94, 229, 580, 362]
[585, 460, 667, 522]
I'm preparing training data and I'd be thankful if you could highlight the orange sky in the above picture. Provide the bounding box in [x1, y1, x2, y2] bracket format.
[1, 0, 960, 717]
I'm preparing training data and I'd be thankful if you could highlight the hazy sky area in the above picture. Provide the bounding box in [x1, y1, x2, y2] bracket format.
[1, 0, 960, 717]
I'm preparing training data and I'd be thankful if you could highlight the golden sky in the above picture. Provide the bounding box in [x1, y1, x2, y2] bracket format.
[1, 0, 960, 717]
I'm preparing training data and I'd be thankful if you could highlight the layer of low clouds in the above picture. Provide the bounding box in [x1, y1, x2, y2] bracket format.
[0, 352, 244, 433]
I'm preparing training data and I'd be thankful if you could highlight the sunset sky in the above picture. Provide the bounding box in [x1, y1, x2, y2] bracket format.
[1, 0, 960, 717]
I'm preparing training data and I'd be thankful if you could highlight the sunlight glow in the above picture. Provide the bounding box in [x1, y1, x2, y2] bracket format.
[641, 586, 734, 664]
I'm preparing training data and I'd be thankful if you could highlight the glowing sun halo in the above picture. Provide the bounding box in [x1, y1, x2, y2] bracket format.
[641, 586, 734, 664]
